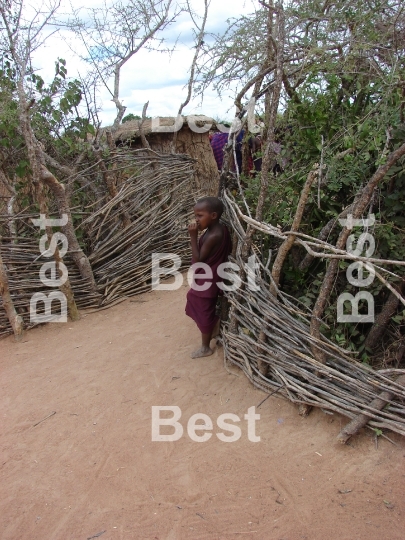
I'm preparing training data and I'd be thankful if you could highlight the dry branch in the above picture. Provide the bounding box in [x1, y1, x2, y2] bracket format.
[0, 150, 196, 335]
[337, 374, 405, 443]
[270, 164, 318, 294]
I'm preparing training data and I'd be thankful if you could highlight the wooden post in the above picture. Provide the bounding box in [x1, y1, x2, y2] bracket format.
[337, 374, 405, 443]
[0, 248, 24, 341]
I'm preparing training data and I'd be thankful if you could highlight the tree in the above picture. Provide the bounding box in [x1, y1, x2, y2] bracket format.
[0, 0, 98, 330]
[122, 113, 142, 123]
[69, 0, 181, 131]
[195, 0, 405, 365]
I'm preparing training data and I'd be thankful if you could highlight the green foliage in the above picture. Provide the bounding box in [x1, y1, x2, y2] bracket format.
[0, 56, 96, 186]
[232, 0, 405, 364]
[30, 59, 95, 146]
[122, 113, 142, 123]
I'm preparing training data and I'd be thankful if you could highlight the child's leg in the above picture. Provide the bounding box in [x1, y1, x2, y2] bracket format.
[211, 317, 220, 338]
[191, 330, 214, 358]
[186, 291, 220, 358]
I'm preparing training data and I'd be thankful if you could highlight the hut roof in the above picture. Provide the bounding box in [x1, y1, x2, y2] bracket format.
[111, 115, 217, 141]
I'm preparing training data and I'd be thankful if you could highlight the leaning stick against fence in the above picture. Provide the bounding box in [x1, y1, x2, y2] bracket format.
[337, 374, 405, 443]
[0, 247, 24, 340]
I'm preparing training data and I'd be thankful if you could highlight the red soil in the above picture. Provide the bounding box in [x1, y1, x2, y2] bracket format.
[1, 281, 404, 539]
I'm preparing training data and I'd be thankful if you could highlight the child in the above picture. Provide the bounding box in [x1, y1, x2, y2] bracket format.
[185, 196, 232, 358]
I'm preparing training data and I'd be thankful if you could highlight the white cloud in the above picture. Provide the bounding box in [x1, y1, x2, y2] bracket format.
[31, 0, 257, 126]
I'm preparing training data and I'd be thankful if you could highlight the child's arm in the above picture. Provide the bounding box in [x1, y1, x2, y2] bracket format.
[188, 224, 222, 263]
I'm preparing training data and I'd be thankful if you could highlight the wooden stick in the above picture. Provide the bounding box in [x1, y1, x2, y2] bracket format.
[33, 411, 56, 427]
[337, 375, 405, 444]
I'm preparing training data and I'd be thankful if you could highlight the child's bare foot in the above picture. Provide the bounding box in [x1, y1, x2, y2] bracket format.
[191, 346, 214, 359]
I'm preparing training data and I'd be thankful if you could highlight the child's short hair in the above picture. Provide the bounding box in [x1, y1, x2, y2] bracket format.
[195, 196, 224, 218]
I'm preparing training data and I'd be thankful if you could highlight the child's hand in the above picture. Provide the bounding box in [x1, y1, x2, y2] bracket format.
[188, 223, 198, 237]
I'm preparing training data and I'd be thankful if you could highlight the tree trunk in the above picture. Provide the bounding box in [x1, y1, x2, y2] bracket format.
[7, 194, 17, 242]
[251, 4, 285, 376]
[35, 181, 81, 321]
[16, 73, 96, 304]
[270, 165, 318, 295]
[0, 249, 24, 341]
[364, 282, 405, 351]
[40, 166, 98, 292]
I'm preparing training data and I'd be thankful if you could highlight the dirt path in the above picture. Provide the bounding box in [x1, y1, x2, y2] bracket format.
[1, 281, 404, 539]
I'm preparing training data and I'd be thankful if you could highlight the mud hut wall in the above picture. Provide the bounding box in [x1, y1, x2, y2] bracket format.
[174, 128, 219, 197]
[127, 127, 219, 196]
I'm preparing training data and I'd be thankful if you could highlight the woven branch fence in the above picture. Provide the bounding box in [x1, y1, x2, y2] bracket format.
[0, 150, 196, 336]
[2, 148, 405, 440]
[222, 190, 405, 438]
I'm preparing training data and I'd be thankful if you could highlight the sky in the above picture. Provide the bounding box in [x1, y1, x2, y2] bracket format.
[32, 0, 257, 127]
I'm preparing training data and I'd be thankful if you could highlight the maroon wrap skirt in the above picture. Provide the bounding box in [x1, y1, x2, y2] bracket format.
[185, 289, 218, 335]
[185, 223, 231, 335]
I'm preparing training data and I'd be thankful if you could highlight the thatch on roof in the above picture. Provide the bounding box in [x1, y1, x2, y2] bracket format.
[112, 115, 217, 141]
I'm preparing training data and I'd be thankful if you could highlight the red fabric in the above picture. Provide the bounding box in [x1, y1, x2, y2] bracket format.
[210, 133, 228, 170]
[185, 291, 218, 334]
[190, 225, 232, 298]
[185, 224, 232, 333]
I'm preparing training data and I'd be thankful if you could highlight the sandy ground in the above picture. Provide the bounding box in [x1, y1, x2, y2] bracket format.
[1, 280, 405, 540]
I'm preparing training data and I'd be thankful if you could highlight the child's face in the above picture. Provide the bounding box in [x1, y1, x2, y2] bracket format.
[193, 203, 216, 231]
